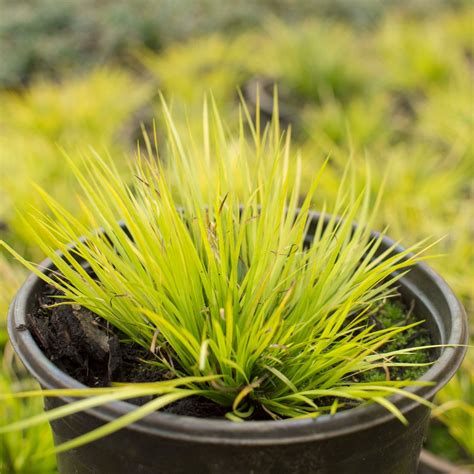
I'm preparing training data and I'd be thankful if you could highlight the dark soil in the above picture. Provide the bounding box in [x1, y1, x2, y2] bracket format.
[28, 284, 228, 417]
[27, 284, 434, 419]
[30, 284, 159, 387]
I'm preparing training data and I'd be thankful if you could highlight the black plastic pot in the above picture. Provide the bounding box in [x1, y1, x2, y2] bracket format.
[8, 212, 468, 474]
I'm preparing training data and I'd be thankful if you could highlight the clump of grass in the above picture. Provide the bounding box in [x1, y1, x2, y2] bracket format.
[375, 14, 464, 93]
[301, 94, 395, 151]
[141, 34, 252, 106]
[253, 19, 374, 105]
[0, 371, 56, 473]
[0, 99, 435, 454]
[0, 68, 151, 260]
[432, 350, 474, 459]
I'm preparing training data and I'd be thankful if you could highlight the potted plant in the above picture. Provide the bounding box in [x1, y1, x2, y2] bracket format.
[1, 102, 467, 474]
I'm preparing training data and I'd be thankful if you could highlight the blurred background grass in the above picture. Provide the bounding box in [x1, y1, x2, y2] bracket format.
[0, 1, 472, 472]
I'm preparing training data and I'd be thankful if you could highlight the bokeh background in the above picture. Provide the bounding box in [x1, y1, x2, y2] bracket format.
[0, 1, 472, 472]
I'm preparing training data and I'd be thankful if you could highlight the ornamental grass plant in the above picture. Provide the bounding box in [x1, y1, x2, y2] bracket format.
[0, 256, 55, 473]
[1, 99, 437, 454]
[0, 68, 150, 261]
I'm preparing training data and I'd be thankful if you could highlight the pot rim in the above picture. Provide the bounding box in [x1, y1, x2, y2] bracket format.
[8, 213, 468, 445]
